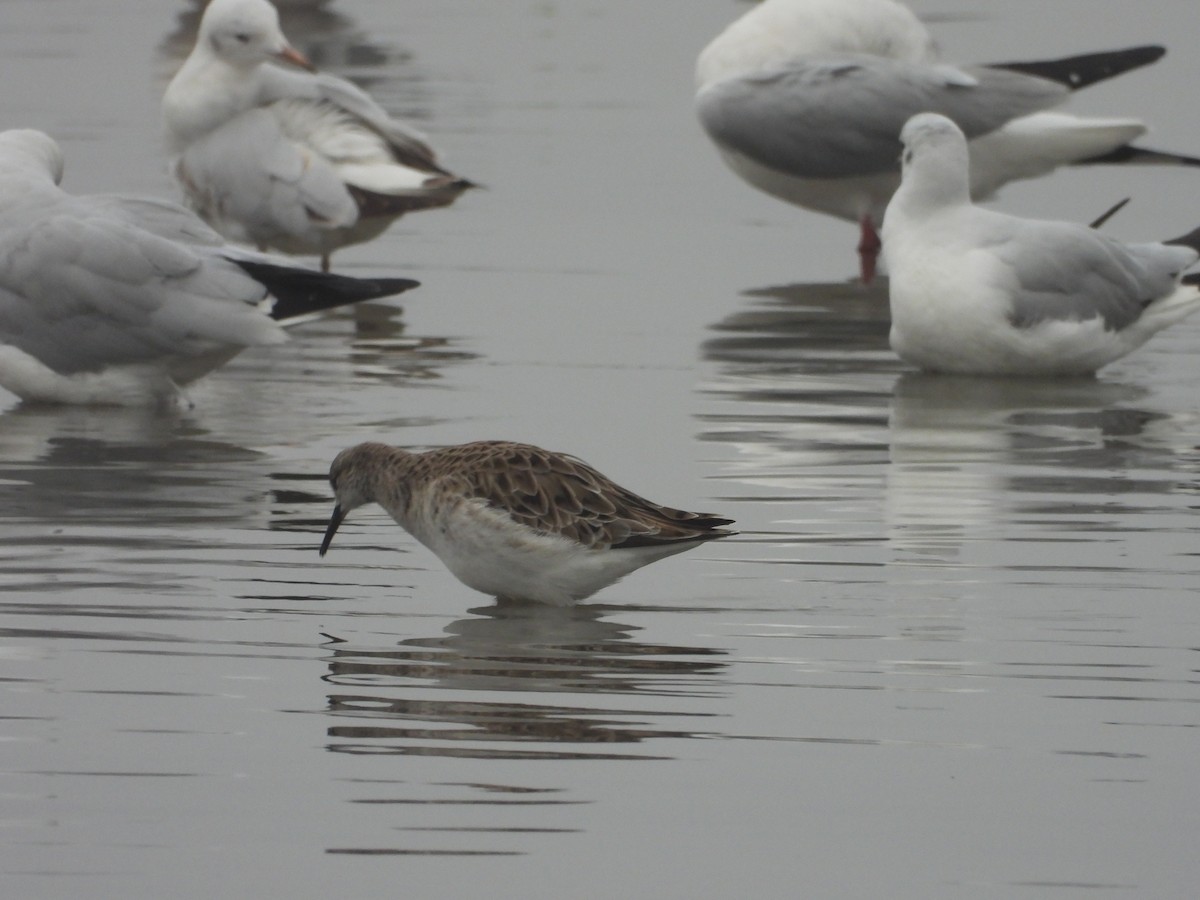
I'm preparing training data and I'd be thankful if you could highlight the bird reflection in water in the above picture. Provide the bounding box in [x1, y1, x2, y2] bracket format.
[320, 602, 727, 759]
[703, 280, 892, 373]
[698, 280, 1187, 566]
[699, 280, 897, 509]
[885, 373, 1177, 562]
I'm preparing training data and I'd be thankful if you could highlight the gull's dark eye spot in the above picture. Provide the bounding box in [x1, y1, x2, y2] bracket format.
[234, 32, 252, 43]
[903, 149, 913, 166]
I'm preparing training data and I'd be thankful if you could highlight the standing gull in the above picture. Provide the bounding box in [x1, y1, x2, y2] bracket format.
[0, 129, 418, 407]
[318, 441, 736, 605]
[163, 0, 472, 272]
[881, 113, 1200, 376]
[695, 0, 1200, 282]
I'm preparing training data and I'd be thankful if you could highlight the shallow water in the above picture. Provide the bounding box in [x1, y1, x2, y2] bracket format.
[2, 0, 1200, 897]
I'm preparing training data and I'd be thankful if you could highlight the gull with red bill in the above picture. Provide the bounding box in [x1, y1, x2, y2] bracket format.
[163, 0, 472, 272]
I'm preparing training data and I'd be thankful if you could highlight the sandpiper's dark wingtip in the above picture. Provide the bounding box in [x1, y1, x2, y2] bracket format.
[684, 512, 738, 537]
[988, 44, 1165, 91]
[227, 257, 420, 321]
[614, 514, 738, 549]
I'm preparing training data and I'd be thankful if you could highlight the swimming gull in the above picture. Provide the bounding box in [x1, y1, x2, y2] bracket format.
[0, 129, 419, 408]
[695, 0, 1200, 282]
[881, 113, 1200, 376]
[163, 0, 472, 272]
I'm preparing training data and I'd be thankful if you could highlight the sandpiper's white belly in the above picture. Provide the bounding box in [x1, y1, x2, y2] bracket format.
[400, 498, 670, 605]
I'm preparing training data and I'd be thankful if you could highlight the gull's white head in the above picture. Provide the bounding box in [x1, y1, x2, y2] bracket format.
[0, 129, 65, 185]
[196, 0, 313, 71]
[696, 0, 937, 88]
[900, 113, 967, 168]
[895, 112, 971, 209]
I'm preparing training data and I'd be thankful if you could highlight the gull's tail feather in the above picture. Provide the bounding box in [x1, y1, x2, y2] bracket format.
[965, 115, 1146, 199]
[1139, 284, 1200, 336]
[345, 176, 475, 218]
[1076, 145, 1200, 168]
[988, 45, 1165, 91]
[227, 258, 420, 321]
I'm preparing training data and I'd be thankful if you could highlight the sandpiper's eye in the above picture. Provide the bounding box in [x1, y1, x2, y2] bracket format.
[902, 149, 913, 166]
[234, 32, 252, 43]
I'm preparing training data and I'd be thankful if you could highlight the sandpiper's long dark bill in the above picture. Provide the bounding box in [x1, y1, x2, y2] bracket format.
[319, 505, 345, 557]
[317, 440, 736, 605]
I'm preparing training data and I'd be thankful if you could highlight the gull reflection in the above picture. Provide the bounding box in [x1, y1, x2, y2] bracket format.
[0, 404, 272, 599]
[699, 280, 1192, 566]
[884, 373, 1178, 561]
[699, 280, 897, 515]
[233, 301, 478, 393]
[703, 280, 891, 370]
[0, 404, 258, 526]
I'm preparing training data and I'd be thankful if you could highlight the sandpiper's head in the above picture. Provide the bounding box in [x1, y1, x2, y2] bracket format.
[197, 0, 314, 72]
[319, 442, 408, 556]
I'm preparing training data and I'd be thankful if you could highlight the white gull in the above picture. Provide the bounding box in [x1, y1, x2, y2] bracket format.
[695, 0, 1199, 282]
[0, 129, 418, 408]
[881, 113, 1200, 376]
[163, 0, 471, 272]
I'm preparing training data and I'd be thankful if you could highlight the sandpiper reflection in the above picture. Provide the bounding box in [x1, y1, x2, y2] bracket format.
[321, 601, 728, 760]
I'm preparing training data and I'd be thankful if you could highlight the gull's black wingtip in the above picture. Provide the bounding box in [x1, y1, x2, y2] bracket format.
[1164, 225, 1200, 253]
[988, 44, 1166, 91]
[227, 257, 420, 321]
[1076, 145, 1200, 168]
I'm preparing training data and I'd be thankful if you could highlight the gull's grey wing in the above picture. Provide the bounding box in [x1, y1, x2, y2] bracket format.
[696, 54, 1069, 178]
[257, 66, 450, 175]
[174, 108, 357, 246]
[87, 194, 227, 248]
[986, 220, 1197, 330]
[0, 190, 280, 374]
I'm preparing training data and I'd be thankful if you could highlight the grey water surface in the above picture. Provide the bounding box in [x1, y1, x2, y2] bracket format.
[2, 1, 1199, 897]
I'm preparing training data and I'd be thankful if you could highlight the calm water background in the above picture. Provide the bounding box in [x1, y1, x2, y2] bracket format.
[2, 1, 1199, 897]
